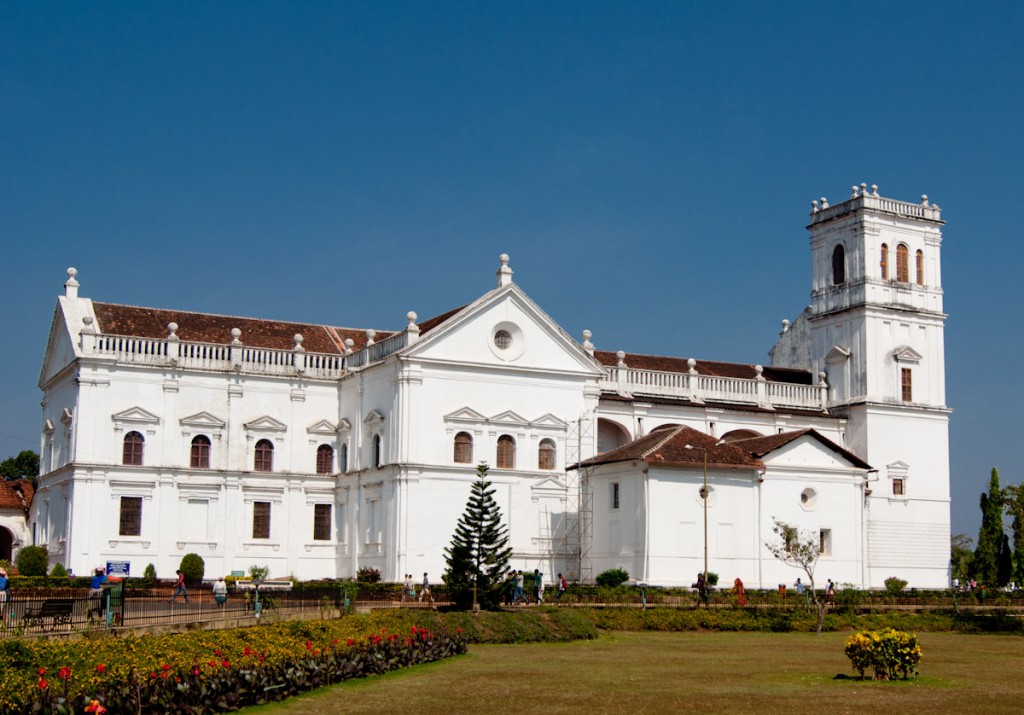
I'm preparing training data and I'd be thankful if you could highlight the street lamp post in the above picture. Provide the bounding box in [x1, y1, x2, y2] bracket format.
[685, 439, 725, 601]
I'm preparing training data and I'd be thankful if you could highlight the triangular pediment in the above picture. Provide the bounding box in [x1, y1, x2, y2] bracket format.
[180, 411, 227, 429]
[752, 430, 871, 471]
[244, 415, 288, 432]
[306, 419, 339, 435]
[112, 407, 161, 426]
[401, 282, 605, 377]
[444, 407, 487, 422]
[531, 475, 568, 492]
[489, 410, 529, 426]
[531, 413, 567, 429]
[39, 298, 96, 388]
[892, 345, 923, 363]
[338, 418, 352, 434]
[363, 410, 385, 430]
[886, 460, 910, 477]
[824, 345, 851, 364]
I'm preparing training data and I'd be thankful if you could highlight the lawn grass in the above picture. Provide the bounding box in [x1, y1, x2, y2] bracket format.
[241, 631, 1024, 714]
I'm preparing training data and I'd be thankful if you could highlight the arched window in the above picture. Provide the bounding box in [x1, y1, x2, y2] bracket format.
[896, 244, 909, 282]
[190, 435, 211, 469]
[316, 444, 334, 475]
[340, 443, 349, 473]
[453, 432, 473, 464]
[880, 243, 889, 280]
[122, 431, 144, 466]
[254, 439, 274, 472]
[831, 245, 845, 285]
[538, 439, 556, 470]
[915, 249, 924, 285]
[496, 435, 516, 469]
[372, 434, 382, 468]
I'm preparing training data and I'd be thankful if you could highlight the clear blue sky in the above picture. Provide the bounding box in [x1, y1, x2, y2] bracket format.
[2, 2, 1021, 540]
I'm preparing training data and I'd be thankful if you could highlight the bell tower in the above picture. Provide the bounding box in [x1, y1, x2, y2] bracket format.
[804, 182, 951, 587]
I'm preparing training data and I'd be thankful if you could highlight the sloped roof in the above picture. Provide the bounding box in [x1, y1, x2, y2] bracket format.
[416, 305, 467, 335]
[0, 479, 34, 514]
[730, 429, 872, 469]
[593, 350, 813, 384]
[575, 425, 764, 470]
[92, 303, 394, 353]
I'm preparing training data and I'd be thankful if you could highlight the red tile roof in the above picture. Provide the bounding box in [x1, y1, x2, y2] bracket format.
[576, 425, 764, 470]
[593, 350, 813, 384]
[0, 479, 34, 513]
[92, 303, 394, 353]
[729, 429, 872, 469]
[416, 305, 467, 335]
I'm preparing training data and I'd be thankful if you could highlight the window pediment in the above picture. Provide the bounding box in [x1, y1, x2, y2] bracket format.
[112, 407, 160, 427]
[244, 416, 288, 433]
[892, 345, 923, 364]
[180, 412, 226, 430]
[489, 410, 529, 427]
[444, 407, 488, 423]
[531, 413, 568, 430]
[824, 346, 851, 364]
[307, 419, 340, 436]
[363, 410, 385, 432]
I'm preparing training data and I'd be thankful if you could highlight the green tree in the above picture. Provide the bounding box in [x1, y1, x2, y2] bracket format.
[950, 533, 973, 584]
[179, 553, 205, 584]
[973, 468, 1005, 587]
[0, 451, 39, 482]
[15, 545, 49, 576]
[1004, 484, 1024, 586]
[442, 462, 512, 610]
[766, 519, 826, 635]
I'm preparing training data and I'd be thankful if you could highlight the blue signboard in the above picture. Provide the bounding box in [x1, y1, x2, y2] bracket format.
[106, 561, 130, 577]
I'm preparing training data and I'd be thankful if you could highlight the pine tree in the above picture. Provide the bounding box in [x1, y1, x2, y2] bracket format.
[442, 462, 513, 610]
[1004, 484, 1024, 586]
[973, 468, 1004, 587]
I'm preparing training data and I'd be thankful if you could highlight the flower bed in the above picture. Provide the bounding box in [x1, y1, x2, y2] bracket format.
[844, 628, 922, 680]
[0, 617, 465, 713]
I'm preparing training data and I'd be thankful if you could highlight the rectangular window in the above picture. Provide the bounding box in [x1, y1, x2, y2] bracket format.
[892, 478, 905, 496]
[252, 501, 271, 539]
[612, 482, 620, 509]
[119, 496, 142, 536]
[901, 368, 913, 402]
[819, 528, 832, 556]
[313, 504, 332, 541]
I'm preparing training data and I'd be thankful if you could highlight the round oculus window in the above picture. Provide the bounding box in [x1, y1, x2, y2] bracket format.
[494, 330, 513, 350]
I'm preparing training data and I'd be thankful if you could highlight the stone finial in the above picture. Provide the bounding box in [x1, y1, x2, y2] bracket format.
[406, 311, 419, 330]
[496, 253, 514, 288]
[616, 350, 626, 368]
[818, 371, 828, 386]
[344, 338, 354, 353]
[65, 267, 80, 299]
[851, 185, 860, 198]
[754, 364, 764, 381]
[780, 319, 790, 335]
[366, 329, 376, 346]
[293, 334, 305, 352]
[921, 194, 929, 206]
[581, 329, 594, 354]
[860, 182, 868, 197]
[167, 322, 179, 341]
[687, 358, 697, 375]
[820, 197, 829, 209]
[811, 199, 819, 214]
[230, 328, 242, 346]
[81, 315, 95, 334]
[871, 184, 879, 197]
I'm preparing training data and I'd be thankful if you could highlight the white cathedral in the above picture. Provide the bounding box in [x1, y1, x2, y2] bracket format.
[22, 186, 951, 588]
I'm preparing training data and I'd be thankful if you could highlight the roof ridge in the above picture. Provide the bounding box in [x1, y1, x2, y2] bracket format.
[639, 425, 686, 460]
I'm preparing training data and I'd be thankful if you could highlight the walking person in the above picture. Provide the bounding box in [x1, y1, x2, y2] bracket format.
[556, 572, 567, 602]
[535, 571, 544, 604]
[88, 567, 106, 619]
[0, 567, 10, 626]
[514, 570, 526, 605]
[170, 569, 189, 604]
[825, 579, 836, 606]
[418, 572, 431, 602]
[213, 576, 228, 606]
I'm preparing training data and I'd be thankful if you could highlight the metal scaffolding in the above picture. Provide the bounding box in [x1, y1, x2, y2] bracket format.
[557, 411, 596, 584]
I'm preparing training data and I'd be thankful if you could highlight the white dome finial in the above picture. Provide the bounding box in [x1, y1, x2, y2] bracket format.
[64, 267, 80, 298]
[496, 253, 514, 287]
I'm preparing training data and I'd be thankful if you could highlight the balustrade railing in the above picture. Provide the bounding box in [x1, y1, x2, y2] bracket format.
[602, 366, 826, 411]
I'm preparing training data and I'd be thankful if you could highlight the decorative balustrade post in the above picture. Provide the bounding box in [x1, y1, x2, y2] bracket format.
[166, 322, 180, 364]
[230, 328, 243, 369]
[79, 315, 97, 354]
[616, 351, 628, 395]
[581, 330, 594, 356]
[405, 311, 420, 345]
[687, 359, 701, 402]
[755, 365, 769, 408]
[293, 334, 306, 373]
[818, 371, 829, 410]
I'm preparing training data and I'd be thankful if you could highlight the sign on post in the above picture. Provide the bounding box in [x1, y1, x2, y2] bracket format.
[106, 561, 130, 578]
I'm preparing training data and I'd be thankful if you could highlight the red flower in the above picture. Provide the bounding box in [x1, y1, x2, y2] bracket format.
[259, 654, 266, 662]
[208, 660, 216, 668]
[37, 678, 48, 690]
[175, 677, 181, 683]
[313, 649, 321, 656]
[243, 647, 252, 657]
[346, 639, 354, 646]
[160, 672, 168, 680]
[149, 672, 158, 679]
[85, 700, 107, 714]
[190, 667, 200, 677]
[332, 639, 338, 646]
[160, 663, 171, 672]
[38, 668, 46, 676]
[457, 628, 463, 634]
[95, 664, 106, 674]
[222, 660, 230, 668]
[214, 649, 221, 656]
[58, 666, 72, 681]
[305, 640, 313, 650]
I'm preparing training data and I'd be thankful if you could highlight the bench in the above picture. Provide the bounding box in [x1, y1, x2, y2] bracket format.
[23, 599, 75, 630]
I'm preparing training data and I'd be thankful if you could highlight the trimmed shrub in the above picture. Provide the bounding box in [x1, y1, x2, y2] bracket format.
[15, 546, 48, 577]
[49, 562, 68, 578]
[844, 628, 921, 680]
[356, 567, 381, 583]
[595, 568, 629, 588]
[179, 553, 205, 584]
[142, 563, 157, 586]
[884, 576, 908, 595]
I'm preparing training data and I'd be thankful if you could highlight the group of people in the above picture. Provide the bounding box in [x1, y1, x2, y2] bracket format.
[401, 572, 432, 602]
[504, 569, 568, 605]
